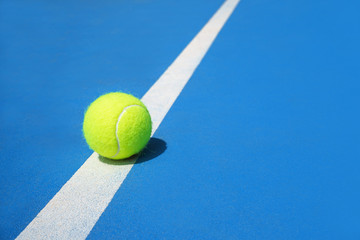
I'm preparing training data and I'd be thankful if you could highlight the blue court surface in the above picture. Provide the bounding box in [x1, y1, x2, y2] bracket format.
[1, 0, 360, 239]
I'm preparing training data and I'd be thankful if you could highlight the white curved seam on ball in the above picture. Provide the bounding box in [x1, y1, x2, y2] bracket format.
[111, 104, 146, 158]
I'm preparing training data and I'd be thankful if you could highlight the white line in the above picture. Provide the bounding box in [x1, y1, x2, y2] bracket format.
[16, 0, 240, 239]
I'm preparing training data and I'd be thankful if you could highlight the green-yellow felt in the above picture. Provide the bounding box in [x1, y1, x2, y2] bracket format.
[83, 92, 152, 160]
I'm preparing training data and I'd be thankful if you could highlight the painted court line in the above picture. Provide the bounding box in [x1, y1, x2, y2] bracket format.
[16, 0, 240, 239]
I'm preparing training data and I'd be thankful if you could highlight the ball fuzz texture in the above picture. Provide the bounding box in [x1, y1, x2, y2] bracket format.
[83, 92, 152, 160]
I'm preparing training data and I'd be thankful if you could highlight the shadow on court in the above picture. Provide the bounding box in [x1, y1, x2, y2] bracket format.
[99, 137, 167, 165]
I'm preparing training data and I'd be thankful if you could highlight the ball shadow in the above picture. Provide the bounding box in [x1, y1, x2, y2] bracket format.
[99, 137, 167, 165]
[137, 137, 167, 164]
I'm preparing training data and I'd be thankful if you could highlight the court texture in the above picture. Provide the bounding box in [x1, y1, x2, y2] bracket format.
[1, 0, 359, 239]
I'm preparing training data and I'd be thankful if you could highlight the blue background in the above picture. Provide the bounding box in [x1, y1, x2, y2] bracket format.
[1, 0, 359, 239]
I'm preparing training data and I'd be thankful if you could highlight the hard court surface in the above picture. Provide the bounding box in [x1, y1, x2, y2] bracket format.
[0, 0, 359, 239]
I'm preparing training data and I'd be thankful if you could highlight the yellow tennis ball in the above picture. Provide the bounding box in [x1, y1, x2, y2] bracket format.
[83, 92, 152, 160]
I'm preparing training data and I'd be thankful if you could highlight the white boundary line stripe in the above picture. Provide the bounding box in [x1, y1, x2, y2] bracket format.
[16, 0, 240, 239]
[144, 0, 240, 134]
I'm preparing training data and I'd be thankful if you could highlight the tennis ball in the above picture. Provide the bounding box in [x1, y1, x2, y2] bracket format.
[83, 92, 152, 160]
